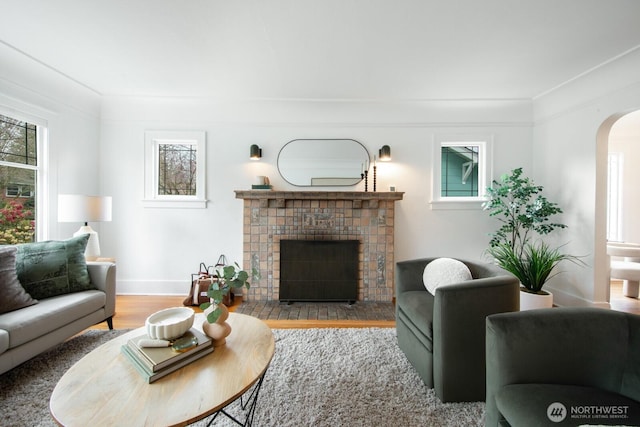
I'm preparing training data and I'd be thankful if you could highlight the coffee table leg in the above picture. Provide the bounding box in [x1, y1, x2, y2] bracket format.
[206, 372, 267, 427]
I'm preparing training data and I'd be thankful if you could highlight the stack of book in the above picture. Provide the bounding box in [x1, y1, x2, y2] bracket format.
[251, 184, 273, 190]
[121, 328, 213, 383]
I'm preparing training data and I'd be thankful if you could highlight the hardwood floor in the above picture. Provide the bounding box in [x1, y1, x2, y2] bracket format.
[91, 282, 639, 331]
[610, 280, 640, 315]
[90, 295, 395, 330]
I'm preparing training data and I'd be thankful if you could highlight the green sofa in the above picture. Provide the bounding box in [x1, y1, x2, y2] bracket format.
[395, 257, 519, 403]
[486, 307, 640, 426]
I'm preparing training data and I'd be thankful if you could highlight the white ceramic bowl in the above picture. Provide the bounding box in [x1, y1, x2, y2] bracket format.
[145, 307, 195, 340]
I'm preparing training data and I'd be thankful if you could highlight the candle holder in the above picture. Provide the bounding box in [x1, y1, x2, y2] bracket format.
[362, 170, 369, 192]
[373, 164, 377, 192]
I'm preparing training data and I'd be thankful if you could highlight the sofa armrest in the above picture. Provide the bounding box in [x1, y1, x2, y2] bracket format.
[433, 275, 519, 402]
[395, 258, 434, 295]
[485, 307, 632, 427]
[86, 262, 117, 319]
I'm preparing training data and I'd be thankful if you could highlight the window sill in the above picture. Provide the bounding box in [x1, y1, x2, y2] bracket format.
[429, 199, 485, 210]
[142, 199, 208, 209]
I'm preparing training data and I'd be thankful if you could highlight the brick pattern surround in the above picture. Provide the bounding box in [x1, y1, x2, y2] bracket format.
[236, 191, 404, 302]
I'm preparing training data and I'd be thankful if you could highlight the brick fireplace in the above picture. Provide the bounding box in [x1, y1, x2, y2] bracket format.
[235, 191, 404, 302]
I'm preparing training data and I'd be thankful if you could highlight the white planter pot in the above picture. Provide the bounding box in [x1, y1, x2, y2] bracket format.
[519, 288, 553, 311]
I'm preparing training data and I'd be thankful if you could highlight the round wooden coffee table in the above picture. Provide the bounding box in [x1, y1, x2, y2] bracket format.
[50, 313, 275, 426]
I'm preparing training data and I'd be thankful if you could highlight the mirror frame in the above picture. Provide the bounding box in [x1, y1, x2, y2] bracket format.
[277, 139, 370, 187]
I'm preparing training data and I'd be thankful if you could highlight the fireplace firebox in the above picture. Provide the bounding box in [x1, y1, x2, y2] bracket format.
[279, 240, 359, 303]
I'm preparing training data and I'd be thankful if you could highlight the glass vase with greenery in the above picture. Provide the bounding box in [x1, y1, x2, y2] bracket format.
[199, 263, 258, 323]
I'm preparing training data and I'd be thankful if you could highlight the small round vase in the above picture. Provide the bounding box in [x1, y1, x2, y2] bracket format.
[202, 303, 232, 347]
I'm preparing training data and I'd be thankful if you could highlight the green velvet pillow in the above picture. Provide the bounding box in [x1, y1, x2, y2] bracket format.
[0, 246, 38, 314]
[15, 234, 94, 299]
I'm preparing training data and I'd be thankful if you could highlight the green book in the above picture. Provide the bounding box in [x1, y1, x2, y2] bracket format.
[121, 344, 213, 384]
[127, 328, 212, 372]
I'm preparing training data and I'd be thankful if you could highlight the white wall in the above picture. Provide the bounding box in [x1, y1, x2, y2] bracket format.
[4, 35, 640, 305]
[532, 48, 640, 307]
[0, 43, 101, 240]
[100, 97, 533, 294]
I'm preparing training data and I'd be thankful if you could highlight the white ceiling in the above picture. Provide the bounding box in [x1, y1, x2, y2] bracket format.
[2, 0, 640, 100]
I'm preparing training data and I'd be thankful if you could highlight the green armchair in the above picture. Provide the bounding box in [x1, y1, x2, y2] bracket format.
[395, 257, 519, 403]
[486, 307, 640, 426]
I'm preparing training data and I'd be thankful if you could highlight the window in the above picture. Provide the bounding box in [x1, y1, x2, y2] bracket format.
[441, 145, 480, 197]
[158, 144, 197, 196]
[607, 152, 623, 242]
[431, 136, 491, 210]
[143, 130, 207, 208]
[5, 183, 35, 198]
[0, 113, 41, 243]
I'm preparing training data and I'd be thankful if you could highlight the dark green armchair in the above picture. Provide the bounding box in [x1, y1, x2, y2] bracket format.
[486, 307, 640, 426]
[395, 257, 519, 403]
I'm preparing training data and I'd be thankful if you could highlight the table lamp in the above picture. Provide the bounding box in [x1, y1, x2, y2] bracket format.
[58, 194, 112, 260]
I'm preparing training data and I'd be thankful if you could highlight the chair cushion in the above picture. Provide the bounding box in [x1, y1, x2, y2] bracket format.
[397, 290, 434, 348]
[423, 258, 472, 295]
[15, 234, 94, 300]
[0, 246, 37, 314]
[496, 383, 640, 426]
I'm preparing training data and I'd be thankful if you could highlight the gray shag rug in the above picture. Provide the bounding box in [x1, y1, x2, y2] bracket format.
[0, 328, 484, 427]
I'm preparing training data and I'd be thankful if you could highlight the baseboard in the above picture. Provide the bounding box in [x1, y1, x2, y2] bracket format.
[546, 286, 611, 309]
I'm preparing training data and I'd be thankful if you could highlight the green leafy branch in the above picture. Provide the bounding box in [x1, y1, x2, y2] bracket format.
[199, 262, 260, 323]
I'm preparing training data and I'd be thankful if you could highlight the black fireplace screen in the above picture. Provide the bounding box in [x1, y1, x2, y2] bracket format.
[279, 240, 359, 303]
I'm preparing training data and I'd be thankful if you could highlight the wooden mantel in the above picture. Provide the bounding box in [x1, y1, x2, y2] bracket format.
[235, 190, 404, 208]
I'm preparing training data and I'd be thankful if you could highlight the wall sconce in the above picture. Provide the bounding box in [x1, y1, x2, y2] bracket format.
[379, 145, 392, 161]
[250, 144, 262, 160]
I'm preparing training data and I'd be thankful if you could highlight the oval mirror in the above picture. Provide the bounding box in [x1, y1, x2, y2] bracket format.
[277, 139, 370, 187]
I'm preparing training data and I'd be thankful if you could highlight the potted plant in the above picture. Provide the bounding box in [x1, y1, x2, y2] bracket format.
[199, 263, 257, 323]
[483, 167, 582, 309]
[486, 241, 584, 309]
[199, 263, 258, 345]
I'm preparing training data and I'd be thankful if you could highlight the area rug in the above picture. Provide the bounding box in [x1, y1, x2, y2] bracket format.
[0, 329, 126, 427]
[0, 328, 484, 427]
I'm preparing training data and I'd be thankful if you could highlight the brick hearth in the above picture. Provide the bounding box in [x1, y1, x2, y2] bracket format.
[236, 191, 404, 302]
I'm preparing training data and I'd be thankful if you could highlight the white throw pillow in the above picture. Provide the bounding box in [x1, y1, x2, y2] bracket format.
[423, 258, 473, 295]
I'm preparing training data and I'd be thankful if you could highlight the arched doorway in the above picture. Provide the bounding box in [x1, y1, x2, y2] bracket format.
[595, 109, 640, 307]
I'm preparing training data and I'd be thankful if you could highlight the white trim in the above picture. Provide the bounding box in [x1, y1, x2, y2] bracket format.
[429, 199, 485, 210]
[143, 130, 207, 208]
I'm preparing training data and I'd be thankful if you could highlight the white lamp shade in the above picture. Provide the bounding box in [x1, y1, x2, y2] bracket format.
[58, 195, 112, 223]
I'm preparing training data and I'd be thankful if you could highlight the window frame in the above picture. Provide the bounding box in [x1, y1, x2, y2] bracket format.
[143, 130, 207, 208]
[430, 135, 492, 210]
[0, 108, 47, 241]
